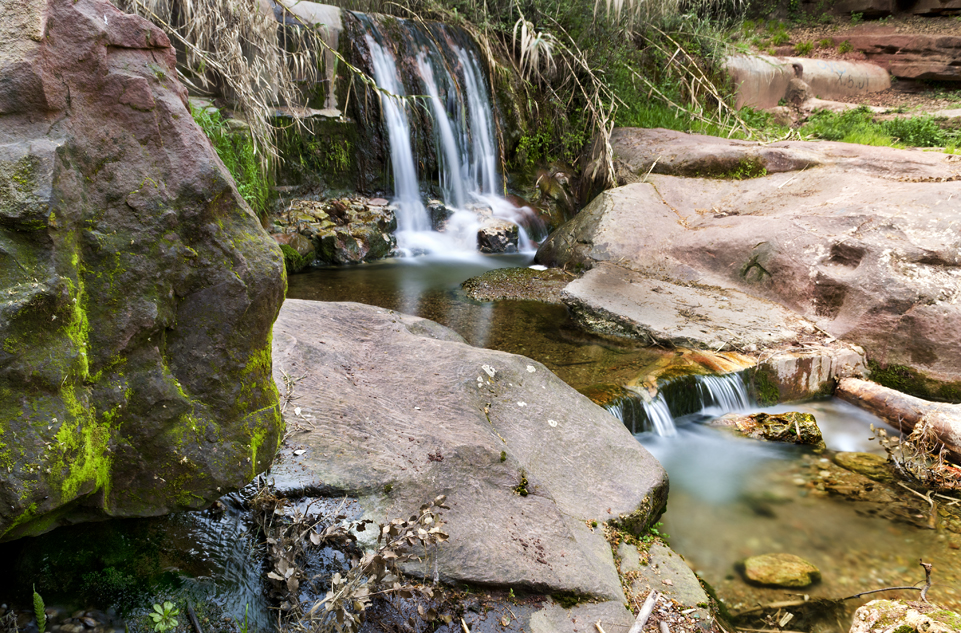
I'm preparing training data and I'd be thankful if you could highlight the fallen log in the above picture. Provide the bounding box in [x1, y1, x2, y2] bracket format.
[836, 378, 961, 462]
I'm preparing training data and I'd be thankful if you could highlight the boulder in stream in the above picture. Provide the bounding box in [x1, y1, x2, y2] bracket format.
[270, 300, 669, 603]
[740, 553, 821, 588]
[0, 0, 285, 540]
[710, 412, 824, 447]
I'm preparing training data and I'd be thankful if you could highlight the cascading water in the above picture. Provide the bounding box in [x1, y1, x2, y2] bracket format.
[602, 372, 752, 437]
[695, 374, 751, 414]
[365, 35, 430, 235]
[358, 15, 538, 256]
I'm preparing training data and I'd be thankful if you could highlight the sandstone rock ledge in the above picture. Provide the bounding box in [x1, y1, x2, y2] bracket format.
[270, 300, 671, 628]
[538, 128, 961, 394]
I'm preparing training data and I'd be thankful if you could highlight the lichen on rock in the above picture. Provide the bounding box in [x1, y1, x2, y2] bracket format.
[0, 0, 285, 540]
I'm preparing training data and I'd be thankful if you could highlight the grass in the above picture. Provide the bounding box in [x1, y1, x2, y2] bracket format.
[190, 104, 272, 220]
[801, 106, 961, 148]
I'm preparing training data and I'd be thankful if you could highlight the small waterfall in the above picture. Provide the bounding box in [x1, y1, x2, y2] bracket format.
[695, 374, 751, 413]
[356, 15, 540, 256]
[365, 35, 430, 235]
[596, 372, 752, 437]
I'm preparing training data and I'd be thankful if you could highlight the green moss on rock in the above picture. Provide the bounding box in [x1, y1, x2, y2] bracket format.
[868, 360, 961, 404]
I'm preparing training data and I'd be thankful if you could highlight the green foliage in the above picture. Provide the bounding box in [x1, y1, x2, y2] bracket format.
[149, 601, 180, 633]
[818, 12, 832, 24]
[793, 41, 813, 55]
[280, 243, 311, 275]
[803, 107, 961, 148]
[818, 38, 833, 48]
[837, 39, 853, 53]
[514, 470, 530, 496]
[33, 585, 46, 633]
[770, 30, 790, 46]
[190, 105, 272, 220]
[850, 11, 863, 24]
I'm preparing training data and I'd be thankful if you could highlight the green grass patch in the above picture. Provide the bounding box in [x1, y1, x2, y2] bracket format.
[190, 105, 272, 220]
[801, 106, 961, 148]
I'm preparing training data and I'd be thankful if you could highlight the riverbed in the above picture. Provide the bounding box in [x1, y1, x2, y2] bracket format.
[2, 255, 959, 633]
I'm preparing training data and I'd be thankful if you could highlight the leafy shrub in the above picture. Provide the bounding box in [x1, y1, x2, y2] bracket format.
[819, 38, 833, 48]
[850, 11, 863, 24]
[837, 40, 854, 53]
[794, 41, 814, 55]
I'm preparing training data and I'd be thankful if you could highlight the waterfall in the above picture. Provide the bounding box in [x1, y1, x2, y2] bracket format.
[695, 374, 751, 414]
[364, 35, 430, 235]
[600, 372, 752, 437]
[357, 15, 538, 256]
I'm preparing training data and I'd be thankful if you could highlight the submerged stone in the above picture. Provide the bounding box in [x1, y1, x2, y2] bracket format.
[741, 553, 821, 588]
[833, 452, 894, 482]
[0, 0, 284, 540]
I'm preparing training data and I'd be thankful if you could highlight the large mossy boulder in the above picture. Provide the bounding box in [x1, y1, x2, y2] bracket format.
[0, 0, 285, 540]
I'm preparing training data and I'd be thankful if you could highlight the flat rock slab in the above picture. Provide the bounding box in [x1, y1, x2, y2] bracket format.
[539, 128, 961, 385]
[562, 263, 810, 351]
[270, 300, 669, 600]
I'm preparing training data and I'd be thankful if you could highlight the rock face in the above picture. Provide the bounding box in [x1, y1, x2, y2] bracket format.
[0, 0, 285, 540]
[270, 300, 669, 600]
[850, 599, 961, 633]
[723, 55, 890, 109]
[538, 128, 961, 390]
[832, 33, 961, 81]
[741, 553, 821, 588]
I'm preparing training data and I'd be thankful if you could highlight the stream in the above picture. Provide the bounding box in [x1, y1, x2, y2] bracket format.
[2, 255, 959, 633]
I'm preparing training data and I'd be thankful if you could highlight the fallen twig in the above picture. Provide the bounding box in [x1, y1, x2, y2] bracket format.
[628, 591, 658, 633]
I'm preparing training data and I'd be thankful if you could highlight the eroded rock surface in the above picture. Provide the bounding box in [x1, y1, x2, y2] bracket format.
[850, 599, 961, 633]
[538, 128, 961, 389]
[270, 300, 669, 599]
[710, 412, 824, 447]
[0, 0, 285, 540]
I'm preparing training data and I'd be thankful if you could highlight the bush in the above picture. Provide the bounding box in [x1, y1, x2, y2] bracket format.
[837, 40, 853, 53]
[794, 41, 813, 55]
[819, 38, 833, 48]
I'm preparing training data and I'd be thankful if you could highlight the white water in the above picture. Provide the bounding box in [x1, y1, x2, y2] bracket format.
[604, 372, 753, 437]
[365, 35, 429, 235]
[695, 374, 751, 415]
[363, 24, 539, 257]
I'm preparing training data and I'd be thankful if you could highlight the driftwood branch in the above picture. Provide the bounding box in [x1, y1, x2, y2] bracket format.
[836, 378, 961, 462]
[628, 591, 659, 633]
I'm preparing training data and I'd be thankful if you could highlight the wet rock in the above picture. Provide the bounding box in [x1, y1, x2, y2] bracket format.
[833, 452, 894, 483]
[274, 233, 315, 274]
[850, 599, 961, 633]
[478, 217, 519, 253]
[270, 300, 669, 600]
[539, 128, 961, 390]
[710, 412, 824, 447]
[740, 553, 821, 588]
[752, 345, 866, 405]
[0, 0, 284, 541]
[427, 199, 454, 230]
[461, 267, 570, 304]
[281, 198, 397, 265]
